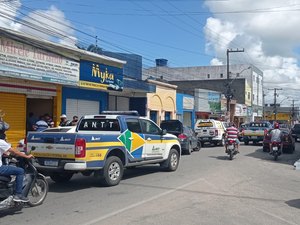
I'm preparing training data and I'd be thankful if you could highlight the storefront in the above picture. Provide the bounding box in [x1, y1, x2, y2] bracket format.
[146, 79, 177, 125]
[61, 58, 125, 119]
[195, 89, 223, 120]
[0, 32, 79, 146]
[176, 93, 195, 128]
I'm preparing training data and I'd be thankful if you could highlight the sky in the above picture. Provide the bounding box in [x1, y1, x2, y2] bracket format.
[1, 0, 300, 106]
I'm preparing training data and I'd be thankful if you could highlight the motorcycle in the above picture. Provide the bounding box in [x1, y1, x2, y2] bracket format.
[0, 157, 48, 211]
[270, 141, 282, 161]
[226, 139, 238, 160]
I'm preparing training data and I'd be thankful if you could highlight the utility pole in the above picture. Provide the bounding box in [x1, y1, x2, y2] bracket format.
[268, 88, 282, 121]
[226, 48, 244, 122]
[290, 100, 298, 125]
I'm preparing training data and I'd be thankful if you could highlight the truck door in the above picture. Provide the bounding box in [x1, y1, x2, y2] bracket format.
[139, 119, 165, 159]
[123, 118, 146, 161]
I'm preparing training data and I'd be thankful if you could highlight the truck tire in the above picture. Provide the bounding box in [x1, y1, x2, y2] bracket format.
[50, 173, 73, 183]
[161, 149, 179, 172]
[219, 137, 225, 146]
[193, 141, 201, 151]
[101, 156, 124, 186]
[244, 141, 249, 145]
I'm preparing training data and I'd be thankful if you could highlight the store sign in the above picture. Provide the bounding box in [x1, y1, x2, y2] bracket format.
[183, 96, 194, 110]
[235, 104, 247, 116]
[0, 36, 79, 85]
[79, 60, 123, 91]
[208, 92, 221, 112]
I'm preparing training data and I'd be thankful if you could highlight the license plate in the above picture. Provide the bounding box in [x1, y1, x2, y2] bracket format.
[202, 138, 209, 140]
[228, 145, 234, 150]
[272, 146, 278, 151]
[44, 160, 58, 167]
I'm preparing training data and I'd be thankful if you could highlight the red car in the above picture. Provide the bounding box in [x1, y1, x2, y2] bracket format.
[262, 128, 295, 153]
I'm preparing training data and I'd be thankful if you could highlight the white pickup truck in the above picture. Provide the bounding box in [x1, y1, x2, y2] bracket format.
[26, 113, 181, 186]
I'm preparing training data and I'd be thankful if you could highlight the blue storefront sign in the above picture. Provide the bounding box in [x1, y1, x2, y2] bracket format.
[79, 60, 123, 91]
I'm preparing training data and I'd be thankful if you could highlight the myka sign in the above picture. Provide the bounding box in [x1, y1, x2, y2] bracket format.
[79, 60, 123, 91]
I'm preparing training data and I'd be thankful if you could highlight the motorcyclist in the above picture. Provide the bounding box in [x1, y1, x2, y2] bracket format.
[0, 139, 34, 202]
[225, 122, 240, 153]
[269, 122, 283, 153]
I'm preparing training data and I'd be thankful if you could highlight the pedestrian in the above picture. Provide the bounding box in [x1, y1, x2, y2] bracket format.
[59, 114, 71, 126]
[27, 112, 37, 132]
[33, 115, 49, 132]
[71, 115, 79, 126]
[44, 113, 54, 127]
[0, 110, 10, 140]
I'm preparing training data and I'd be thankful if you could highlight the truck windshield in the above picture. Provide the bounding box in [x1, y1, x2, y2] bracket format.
[78, 119, 120, 131]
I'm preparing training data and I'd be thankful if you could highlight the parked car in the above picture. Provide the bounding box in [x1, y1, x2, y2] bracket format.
[160, 120, 200, 155]
[262, 128, 295, 153]
[291, 123, 300, 142]
[194, 119, 226, 146]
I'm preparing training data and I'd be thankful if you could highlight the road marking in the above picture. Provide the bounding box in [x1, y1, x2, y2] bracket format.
[82, 178, 205, 225]
[255, 208, 299, 225]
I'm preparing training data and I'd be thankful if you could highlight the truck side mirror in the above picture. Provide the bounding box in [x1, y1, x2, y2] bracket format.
[161, 129, 167, 135]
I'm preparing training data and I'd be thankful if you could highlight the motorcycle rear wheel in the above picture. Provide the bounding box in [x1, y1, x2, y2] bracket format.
[27, 177, 48, 207]
[229, 151, 233, 160]
[274, 152, 278, 161]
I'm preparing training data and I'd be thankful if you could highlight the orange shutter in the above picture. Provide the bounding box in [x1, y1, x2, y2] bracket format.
[0, 92, 26, 147]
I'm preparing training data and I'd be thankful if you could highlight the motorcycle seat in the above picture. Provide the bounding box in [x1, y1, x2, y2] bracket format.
[0, 175, 11, 183]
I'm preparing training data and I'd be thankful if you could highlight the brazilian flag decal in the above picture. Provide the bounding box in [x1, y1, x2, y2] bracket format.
[118, 130, 146, 157]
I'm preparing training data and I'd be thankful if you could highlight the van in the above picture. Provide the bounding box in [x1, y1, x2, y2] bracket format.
[194, 119, 226, 146]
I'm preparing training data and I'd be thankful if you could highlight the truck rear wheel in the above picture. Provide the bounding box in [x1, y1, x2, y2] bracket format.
[101, 156, 124, 186]
[50, 173, 73, 183]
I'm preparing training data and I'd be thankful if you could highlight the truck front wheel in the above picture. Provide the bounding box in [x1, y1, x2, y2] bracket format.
[50, 173, 73, 183]
[101, 156, 124, 186]
[161, 149, 179, 172]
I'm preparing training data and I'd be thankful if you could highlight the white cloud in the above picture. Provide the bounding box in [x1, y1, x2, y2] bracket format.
[204, 0, 300, 106]
[19, 5, 77, 46]
[0, 2, 77, 46]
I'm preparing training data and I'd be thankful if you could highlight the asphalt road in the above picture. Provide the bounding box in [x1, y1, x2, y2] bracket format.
[1, 143, 300, 225]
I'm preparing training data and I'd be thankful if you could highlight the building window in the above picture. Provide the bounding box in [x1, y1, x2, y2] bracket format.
[165, 111, 171, 120]
[220, 73, 223, 78]
[248, 92, 250, 100]
[253, 94, 255, 101]
[207, 74, 210, 79]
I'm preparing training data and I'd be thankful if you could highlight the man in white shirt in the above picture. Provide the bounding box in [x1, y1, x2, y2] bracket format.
[0, 139, 34, 202]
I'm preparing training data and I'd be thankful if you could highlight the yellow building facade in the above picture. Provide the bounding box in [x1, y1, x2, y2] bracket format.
[146, 80, 177, 125]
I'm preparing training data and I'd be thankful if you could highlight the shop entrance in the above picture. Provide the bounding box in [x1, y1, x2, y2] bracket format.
[26, 97, 53, 132]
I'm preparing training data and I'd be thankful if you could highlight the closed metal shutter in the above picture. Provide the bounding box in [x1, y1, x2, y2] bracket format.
[66, 99, 100, 120]
[0, 92, 26, 147]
